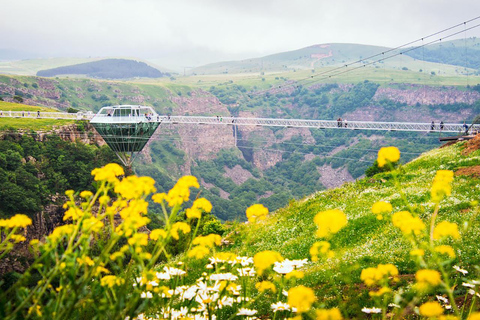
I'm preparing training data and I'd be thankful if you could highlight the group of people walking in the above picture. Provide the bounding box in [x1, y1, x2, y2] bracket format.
[337, 118, 348, 128]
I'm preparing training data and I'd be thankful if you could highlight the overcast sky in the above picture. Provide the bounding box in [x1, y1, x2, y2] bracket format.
[1, 0, 480, 69]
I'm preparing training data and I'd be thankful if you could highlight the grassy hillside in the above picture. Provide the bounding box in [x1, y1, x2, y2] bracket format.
[225, 138, 480, 316]
[0, 101, 73, 130]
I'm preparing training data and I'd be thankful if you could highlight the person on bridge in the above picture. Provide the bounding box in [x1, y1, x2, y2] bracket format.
[463, 121, 469, 134]
[37, 110, 40, 117]
[440, 121, 444, 130]
[337, 118, 342, 127]
[430, 121, 435, 131]
[344, 119, 348, 128]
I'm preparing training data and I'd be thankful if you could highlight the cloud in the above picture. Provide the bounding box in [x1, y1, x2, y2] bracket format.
[1, 0, 480, 67]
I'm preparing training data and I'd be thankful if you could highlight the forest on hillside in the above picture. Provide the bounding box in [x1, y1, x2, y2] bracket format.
[36, 59, 169, 79]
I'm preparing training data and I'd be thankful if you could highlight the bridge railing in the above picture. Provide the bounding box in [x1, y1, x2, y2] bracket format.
[1, 111, 478, 133]
[0, 111, 93, 120]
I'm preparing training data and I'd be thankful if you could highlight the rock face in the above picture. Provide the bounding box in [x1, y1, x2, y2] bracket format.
[374, 85, 480, 105]
[224, 165, 255, 185]
[317, 164, 354, 189]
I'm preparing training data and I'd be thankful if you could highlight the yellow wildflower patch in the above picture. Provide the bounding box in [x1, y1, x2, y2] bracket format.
[419, 301, 443, 317]
[192, 234, 221, 248]
[377, 146, 400, 167]
[392, 211, 425, 235]
[369, 287, 391, 297]
[433, 221, 460, 240]
[253, 250, 283, 275]
[170, 222, 191, 240]
[255, 280, 277, 293]
[150, 229, 167, 241]
[100, 275, 125, 288]
[371, 201, 392, 214]
[310, 241, 334, 261]
[360, 264, 398, 286]
[91, 163, 124, 183]
[416, 269, 442, 289]
[286, 270, 304, 280]
[187, 245, 210, 259]
[0, 214, 32, 229]
[314, 209, 347, 238]
[434, 245, 455, 258]
[431, 170, 454, 202]
[114, 176, 156, 200]
[128, 233, 149, 246]
[246, 204, 269, 223]
[288, 285, 316, 313]
[315, 308, 343, 320]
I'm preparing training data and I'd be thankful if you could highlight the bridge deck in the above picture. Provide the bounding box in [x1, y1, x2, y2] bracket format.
[0, 110, 476, 133]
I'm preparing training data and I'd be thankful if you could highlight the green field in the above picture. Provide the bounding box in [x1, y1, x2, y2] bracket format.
[0, 101, 73, 130]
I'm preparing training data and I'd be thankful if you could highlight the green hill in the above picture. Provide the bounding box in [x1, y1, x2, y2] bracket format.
[225, 138, 480, 316]
[404, 37, 480, 70]
[37, 59, 169, 79]
[191, 40, 480, 77]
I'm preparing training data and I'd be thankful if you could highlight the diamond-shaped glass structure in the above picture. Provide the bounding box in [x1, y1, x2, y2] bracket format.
[90, 105, 160, 166]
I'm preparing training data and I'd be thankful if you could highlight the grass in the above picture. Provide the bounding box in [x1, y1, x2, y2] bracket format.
[0, 101, 73, 130]
[223, 139, 480, 312]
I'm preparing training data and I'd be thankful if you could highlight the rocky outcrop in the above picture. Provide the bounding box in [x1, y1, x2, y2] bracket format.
[374, 85, 480, 105]
[223, 165, 255, 185]
[317, 164, 354, 189]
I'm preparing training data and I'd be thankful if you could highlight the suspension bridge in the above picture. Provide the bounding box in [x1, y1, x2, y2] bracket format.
[1, 106, 477, 166]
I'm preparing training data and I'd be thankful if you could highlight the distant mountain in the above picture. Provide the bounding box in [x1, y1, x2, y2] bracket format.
[37, 59, 169, 79]
[404, 37, 480, 70]
[191, 43, 395, 74]
[192, 40, 480, 75]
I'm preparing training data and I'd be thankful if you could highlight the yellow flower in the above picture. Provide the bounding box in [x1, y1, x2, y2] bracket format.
[253, 250, 283, 275]
[99, 195, 110, 205]
[187, 245, 210, 259]
[371, 201, 392, 214]
[419, 301, 443, 317]
[392, 211, 425, 235]
[110, 252, 124, 261]
[11, 234, 26, 242]
[82, 217, 104, 233]
[186, 208, 202, 219]
[431, 170, 454, 202]
[369, 287, 391, 297]
[165, 176, 200, 207]
[150, 229, 167, 241]
[468, 313, 480, 320]
[286, 270, 304, 280]
[434, 245, 455, 258]
[115, 176, 156, 200]
[310, 241, 334, 261]
[410, 249, 425, 256]
[416, 269, 442, 289]
[192, 234, 221, 248]
[256, 280, 277, 293]
[77, 256, 94, 266]
[100, 275, 125, 288]
[246, 204, 269, 223]
[170, 222, 191, 240]
[78, 191, 93, 200]
[48, 224, 75, 244]
[152, 192, 167, 203]
[192, 198, 212, 213]
[0, 214, 32, 229]
[377, 146, 400, 167]
[433, 221, 460, 240]
[288, 285, 316, 313]
[360, 264, 398, 286]
[128, 233, 149, 246]
[91, 163, 124, 183]
[315, 308, 343, 320]
[314, 209, 347, 238]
